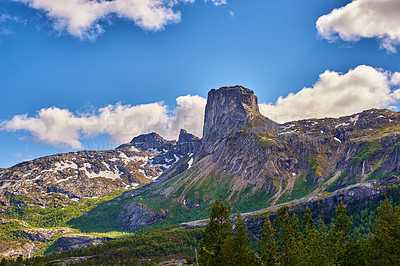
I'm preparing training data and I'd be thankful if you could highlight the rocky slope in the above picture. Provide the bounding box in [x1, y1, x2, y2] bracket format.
[0, 130, 200, 209]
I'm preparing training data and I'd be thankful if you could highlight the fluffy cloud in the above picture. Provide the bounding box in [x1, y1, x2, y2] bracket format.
[12, 0, 226, 39]
[5, 66, 400, 148]
[259, 65, 400, 123]
[1, 95, 207, 149]
[316, 0, 400, 53]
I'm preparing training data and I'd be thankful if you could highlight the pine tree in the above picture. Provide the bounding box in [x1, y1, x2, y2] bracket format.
[273, 206, 303, 265]
[258, 215, 277, 265]
[220, 211, 257, 265]
[326, 201, 353, 265]
[199, 196, 232, 266]
[302, 208, 335, 265]
[365, 198, 400, 264]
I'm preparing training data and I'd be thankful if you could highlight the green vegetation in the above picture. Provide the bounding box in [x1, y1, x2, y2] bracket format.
[325, 170, 349, 192]
[350, 140, 380, 165]
[199, 198, 257, 265]
[2, 189, 400, 265]
[276, 171, 317, 204]
[289, 171, 317, 199]
[2, 190, 126, 229]
[2, 226, 203, 265]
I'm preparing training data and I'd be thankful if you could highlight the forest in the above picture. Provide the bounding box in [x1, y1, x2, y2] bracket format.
[1, 192, 399, 265]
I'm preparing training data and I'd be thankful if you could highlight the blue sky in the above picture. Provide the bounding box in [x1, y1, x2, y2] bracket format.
[1, 0, 400, 168]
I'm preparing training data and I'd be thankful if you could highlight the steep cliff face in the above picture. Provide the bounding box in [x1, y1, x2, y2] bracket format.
[202, 86, 260, 142]
[201, 86, 275, 154]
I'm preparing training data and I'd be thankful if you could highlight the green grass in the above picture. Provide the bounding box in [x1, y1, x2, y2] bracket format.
[325, 170, 349, 192]
[2, 190, 126, 229]
[276, 171, 317, 205]
[232, 184, 274, 213]
[290, 171, 317, 199]
[350, 141, 380, 165]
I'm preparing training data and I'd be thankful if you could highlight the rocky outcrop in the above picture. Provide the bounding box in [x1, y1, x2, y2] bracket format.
[118, 130, 201, 175]
[0, 241, 38, 258]
[203, 86, 261, 142]
[24, 228, 72, 242]
[53, 234, 112, 253]
[117, 202, 168, 230]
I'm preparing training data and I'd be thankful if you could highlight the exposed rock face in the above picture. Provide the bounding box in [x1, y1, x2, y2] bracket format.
[177, 129, 202, 154]
[24, 228, 72, 242]
[202, 86, 273, 153]
[0, 129, 200, 210]
[119, 129, 201, 170]
[0, 148, 161, 208]
[53, 234, 112, 253]
[197, 86, 400, 197]
[117, 202, 167, 230]
[0, 241, 38, 258]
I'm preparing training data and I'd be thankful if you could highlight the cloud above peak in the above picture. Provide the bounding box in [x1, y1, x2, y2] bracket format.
[3, 66, 400, 148]
[259, 65, 400, 123]
[13, 0, 226, 39]
[316, 0, 400, 53]
[1, 95, 207, 149]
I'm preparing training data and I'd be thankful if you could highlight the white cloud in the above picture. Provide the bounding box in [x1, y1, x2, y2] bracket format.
[316, 0, 400, 53]
[229, 10, 234, 17]
[12, 0, 226, 39]
[1, 95, 207, 149]
[259, 65, 400, 123]
[208, 0, 226, 6]
[6, 66, 398, 147]
[0, 13, 25, 38]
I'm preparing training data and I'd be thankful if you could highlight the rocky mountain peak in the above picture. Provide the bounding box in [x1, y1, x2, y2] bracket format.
[202, 85, 261, 143]
[130, 132, 168, 145]
[177, 129, 202, 154]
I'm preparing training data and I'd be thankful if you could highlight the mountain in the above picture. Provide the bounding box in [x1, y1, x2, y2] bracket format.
[0, 129, 200, 210]
[109, 85, 400, 229]
[2, 85, 400, 258]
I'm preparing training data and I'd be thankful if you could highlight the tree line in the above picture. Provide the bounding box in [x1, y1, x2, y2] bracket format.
[199, 197, 400, 265]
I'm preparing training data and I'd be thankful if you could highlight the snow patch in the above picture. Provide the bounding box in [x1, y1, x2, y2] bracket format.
[335, 122, 349, 128]
[86, 170, 121, 180]
[54, 161, 78, 171]
[334, 137, 342, 143]
[350, 115, 359, 126]
[174, 154, 180, 163]
[187, 158, 194, 169]
[102, 162, 111, 170]
[83, 163, 91, 169]
[55, 176, 74, 184]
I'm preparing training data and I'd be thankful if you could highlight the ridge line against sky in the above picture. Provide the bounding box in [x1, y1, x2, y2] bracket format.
[2, 65, 400, 149]
[1, 0, 400, 167]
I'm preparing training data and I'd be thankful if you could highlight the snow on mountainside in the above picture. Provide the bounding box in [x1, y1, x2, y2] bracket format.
[0, 130, 201, 208]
